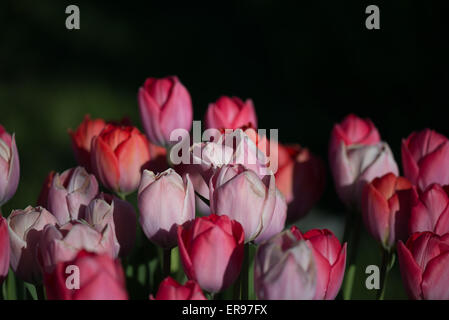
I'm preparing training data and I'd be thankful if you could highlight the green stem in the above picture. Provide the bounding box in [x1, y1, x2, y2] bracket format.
[36, 284, 46, 301]
[342, 210, 361, 300]
[377, 248, 394, 300]
[241, 244, 249, 300]
[163, 248, 172, 278]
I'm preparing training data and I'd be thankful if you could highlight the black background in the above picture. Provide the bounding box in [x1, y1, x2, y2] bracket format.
[0, 0, 448, 299]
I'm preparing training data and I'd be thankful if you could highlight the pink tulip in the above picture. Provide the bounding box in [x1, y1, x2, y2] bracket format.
[91, 124, 151, 196]
[0, 216, 10, 284]
[177, 214, 244, 293]
[254, 229, 316, 300]
[409, 184, 449, 236]
[329, 114, 380, 156]
[7, 206, 58, 283]
[150, 277, 207, 300]
[0, 125, 20, 206]
[138, 169, 195, 248]
[402, 129, 449, 191]
[85, 193, 136, 257]
[36, 171, 55, 209]
[69, 115, 106, 172]
[291, 227, 347, 300]
[138, 76, 193, 147]
[274, 143, 325, 222]
[45, 166, 99, 225]
[209, 164, 285, 242]
[331, 141, 399, 209]
[362, 173, 416, 249]
[38, 221, 117, 274]
[44, 250, 128, 300]
[397, 231, 449, 299]
[205, 96, 257, 130]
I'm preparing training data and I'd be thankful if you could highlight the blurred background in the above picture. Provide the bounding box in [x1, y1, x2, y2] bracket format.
[1, 0, 448, 299]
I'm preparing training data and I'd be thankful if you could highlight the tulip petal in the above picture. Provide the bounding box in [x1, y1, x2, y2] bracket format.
[397, 241, 423, 299]
[421, 251, 449, 299]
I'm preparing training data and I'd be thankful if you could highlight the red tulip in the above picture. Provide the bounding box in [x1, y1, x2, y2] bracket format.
[291, 227, 347, 300]
[150, 277, 207, 300]
[0, 216, 10, 284]
[69, 115, 106, 172]
[205, 96, 257, 130]
[274, 143, 325, 222]
[0, 125, 20, 206]
[91, 124, 151, 196]
[402, 129, 449, 191]
[138, 76, 193, 147]
[397, 232, 449, 299]
[177, 214, 244, 293]
[329, 114, 380, 157]
[36, 171, 56, 208]
[409, 184, 449, 236]
[44, 250, 128, 300]
[362, 173, 416, 249]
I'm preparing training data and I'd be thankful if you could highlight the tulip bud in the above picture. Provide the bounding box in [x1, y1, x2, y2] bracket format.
[274, 143, 325, 222]
[0, 125, 20, 206]
[44, 250, 128, 300]
[362, 173, 416, 249]
[0, 216, 10, 284]
[397, 232, 449, 300]
[85, 193, 136, 257]
[329, 114, 380, 157]
[331, 141, 399, 209]
[38, 221, 118, 274]
[91, 124, 151, 196]
[205, 96, 257, 130]
[254, 229, 316, 300]
[291, 227, 347, 300]
[69, 115, 106, 172]
[409, 184, 449, 236]
[46, 166, 99, 225]
[402, 129, 449, 191]
[138, 169, 195, 248]
[7, 206, 58, 283]
[150, 277, 207, 300]
[210, 164, 285, 243]
[138, 76, 193, 147]
[178, 214, 244, 293]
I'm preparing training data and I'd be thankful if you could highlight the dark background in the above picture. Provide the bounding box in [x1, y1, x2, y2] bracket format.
[0, 0, 448, 299]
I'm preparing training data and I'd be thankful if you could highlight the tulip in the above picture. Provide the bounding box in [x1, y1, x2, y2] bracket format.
[254, 229, 316, 300]
[362, 173, 416, 249]
[0, 216, 10, 284]
[45, 166, 99, 225]
[209, 164, 285, 242]
[150, 277, 207, 300]
[177, 214, 244, 293]
[291, 227, 347, 300]
[397, 231, 449, 299]
[402, 129, 449, 191]
[44, 250, 128, 300]
[91, 124, 151, 196]
[85, 193, 136, 257]
[36, 171, 55, 208]
[138, 169, 195, 248]
[409, 184, 449, 236]
[274, 143, 325, 222]
[205, 96, 257, 130]
[69, 115, 106, 172]
[330, 141, 399, 209]
[7, 206, 58, 283]
[38, 221, 117, 274]
[0, 125, 20, 206]
[138, 76, 193, 147]
[253, 189, 287, 244]
[329, 114, 380, 157]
